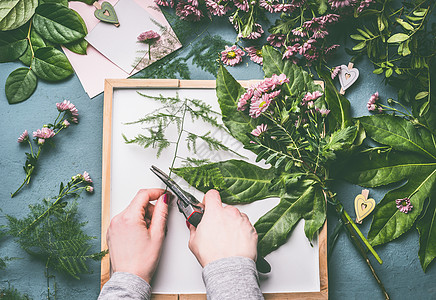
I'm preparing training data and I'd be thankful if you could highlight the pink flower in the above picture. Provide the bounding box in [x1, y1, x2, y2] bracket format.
[331, 66, 341, 79]
[245, 46, 263, 65]
[357, 0, 374, 13]
[249, 94, 272, 118]
[299, 39, 316, 55]
[137, 30, 160, 43]
[83, 171, 93, 183]
[312, 30, 329, 39]
[322, 14, 340, 24]
[38, 138, 45, 145]
[238, 23, 264, 40]
[273, 3, 295, 12]
[233, 0, 249, 11]
[221, 45, 245, 66]
[367, 92, 380, 112]
[283, 44, 301, 59]
[302, 91, 323, 103]
[325, 44, 340, 56]
[176, 1, 203, 21]
[292, 27, 306, 37]
[86, 185, 94, 193]
[155, 0, 174, 7]
[18, 130, 29, 143]
[271, 73, 289, 86]
[237, 89, 254, 111]
[33, 128, 55, 139]
[329, 0, 355, 9]
[205, 0, 229, 16]
[62, 120, 70, 128]
[303, 18, 325, 32]
[56, 100, 78, 117]
[267, 34, 286, 48]
[251, 124, 268, 136]
[259, 0, 275, 12]
[317, 107, 331, 116]
[396, 197, 413, 213]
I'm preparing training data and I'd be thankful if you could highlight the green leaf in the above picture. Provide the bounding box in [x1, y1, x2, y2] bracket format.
[420, 101, 430, 117]
[396, 18, 414, 31]
[387, 33, 410, 43]
[373, 68, 383, 74]
[262, 45, 321, 96]
[216, 65, 258, 146]
[31, 47, 73, 81]
[255, 178, 325, 256]
[0, 0, 38, 31]
[413, 8, 427, 17]
[5, 68, 37, 104]
[0, 27, 27, 62]
[377, 15, 385, 32]
[39, 0, 68, 5]
[324, 125, 358, 152]
[415, 91, 429, 100]
[71, 0, 95, 4]
[352, 41, 366, 51]
[33, 3, 87, 44]
[385, 68, 393, 78]
[357, 28, 371, 38]
[350, 34, 365, 41]
[317, 0, 327, 14]
[323, 75, 352, 130]
[359, 115, 436, 159]
[19, 29, 47, 66]
[64, 38, 88, 55]
[417, 199, 436, 272]
[173, 160, 280, 204]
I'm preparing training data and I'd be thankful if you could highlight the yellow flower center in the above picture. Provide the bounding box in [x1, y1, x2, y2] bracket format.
[227, 51, 236, 58]
[259, 101, 267, 108]
[256, 49, 262, 56]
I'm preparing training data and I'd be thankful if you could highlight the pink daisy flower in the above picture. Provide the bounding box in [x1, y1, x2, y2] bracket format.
[17, 130, 29, 143]
[396, 197, 413, 213]
[267, 34, 286, 48]
[317, 107, 331, 116]
[329, 0, 355, 9]
[233, 0, 249, 11]
[137, 30, 160, 43]
[62, 120, 70, 128]
[331, 66, 341, 79]
[205, 0, 229, 16]
[86, 186, 94, 193]
[249, 94, 272, 118]
[357, 0, 374, 12]
[273, 3, 295, 12]
[238, 23, 264, 40]
[292, 27, 306, 37]
[237, 89, 254, 111]
[83, 171, 93, 183]
[38, 138, 45, 145]
[251, 124, 268, 136]
[302, 91, 323, 103]
[245, 46, 263, 65]
[176, 1, 203, 21]
[155, 0, 174, 7]
[56, 100, 79, 117]
[221, 45, 245, 66]
[259, 0, 275, 12]
[33, 128, 55, 139]
[283, 44, 301, 59]
[271, 73, 289, 86]
[322, 14, 340, 24]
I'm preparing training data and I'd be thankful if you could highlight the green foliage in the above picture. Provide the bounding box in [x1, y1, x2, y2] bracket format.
[0, 284, 31, 300]
[322, 73, 352, 130]
[7, 178, 105, 280]
[417, 199, 436, 272]
[123, 92, 235, 160]
[345, 114, 436, 270]
[174, 160, 280, 204]
[0, 2, 86, 103]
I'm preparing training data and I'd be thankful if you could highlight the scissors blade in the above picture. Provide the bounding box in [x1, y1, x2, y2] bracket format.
[150, 165, 190, 206]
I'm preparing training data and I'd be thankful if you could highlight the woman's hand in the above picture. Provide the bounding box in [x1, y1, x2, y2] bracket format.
[188, 189, 258, 267]
[107, 189, 169, 283]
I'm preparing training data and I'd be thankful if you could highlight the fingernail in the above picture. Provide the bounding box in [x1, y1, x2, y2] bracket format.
[186, 220, 191, 229]
[163, 194, 168, 205]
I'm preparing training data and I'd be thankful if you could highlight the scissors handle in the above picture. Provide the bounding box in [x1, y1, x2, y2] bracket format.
[187, 211, 203, 227]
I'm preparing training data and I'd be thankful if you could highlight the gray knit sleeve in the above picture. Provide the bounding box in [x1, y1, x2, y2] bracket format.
[202, 256, 264, 300]
[98, 272, 152, 300]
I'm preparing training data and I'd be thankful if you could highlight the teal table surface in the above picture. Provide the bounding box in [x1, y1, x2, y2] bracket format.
[1, 19, 435, 300]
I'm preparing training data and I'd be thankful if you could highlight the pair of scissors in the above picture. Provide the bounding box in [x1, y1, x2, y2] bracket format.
[150, 165, 272, 274]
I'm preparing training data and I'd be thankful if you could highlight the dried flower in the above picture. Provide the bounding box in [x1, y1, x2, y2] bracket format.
[221, 45, 245, 66]
[251, 124, 268, 136]
[396, 197, 413, 213]
[18, 130, 29, 143]
[33, 128, 55, 139]
[245, 46, 263, 65]
[137, 30, 161, 43]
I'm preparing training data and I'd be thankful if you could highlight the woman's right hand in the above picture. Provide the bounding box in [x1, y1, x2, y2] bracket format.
[187, 189, 258, 267]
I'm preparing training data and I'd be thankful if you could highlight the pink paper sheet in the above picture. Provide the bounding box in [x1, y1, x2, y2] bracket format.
[63, 0, 181, 98]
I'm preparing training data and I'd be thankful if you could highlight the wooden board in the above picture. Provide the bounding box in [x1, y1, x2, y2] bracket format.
[101, 79, 328, 299]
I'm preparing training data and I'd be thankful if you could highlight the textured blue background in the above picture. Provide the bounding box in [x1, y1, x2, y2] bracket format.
[1, 16, 435, 300]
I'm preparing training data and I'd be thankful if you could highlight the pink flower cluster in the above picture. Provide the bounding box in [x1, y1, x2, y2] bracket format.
[221, 45, 245, 66]
[267, 34, 286, 48]
[329, 0, 355, 9]
[259, 0, 295, 13]
[205, 0, 230, 16]
[17, 130, 29, 143]
[56, 100, 79, 123]
[237, 74, 289, 118]
[237, 23, 264, 40]
[331, 66, 341, 79]
[367, 92, 382, 113]
[245, 47, 263, 65]
[72, 171, 94, 193]
[176, 0, 203, 21]
[137, 30, 160, 43]
[357, 0, 374, 12]
[33, 128, 55, 145]
[396, 197, 413, 213]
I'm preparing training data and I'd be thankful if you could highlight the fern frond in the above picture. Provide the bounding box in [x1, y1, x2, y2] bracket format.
[0, 284, 31, 300]
[180, 157, 211, 167]
[175, 166, 225, 190]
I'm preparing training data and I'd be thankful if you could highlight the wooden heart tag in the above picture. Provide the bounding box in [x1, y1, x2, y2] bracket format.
[355, 189, 375, 224]
[339, 62, 359, 95]
[94, 2, 119, 27]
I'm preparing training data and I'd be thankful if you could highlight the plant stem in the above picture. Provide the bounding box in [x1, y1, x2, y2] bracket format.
[167, 99, 188, 179]
[11, 146, 42, 198]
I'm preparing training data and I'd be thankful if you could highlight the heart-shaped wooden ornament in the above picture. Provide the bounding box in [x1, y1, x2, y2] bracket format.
[94, 2, 119, 25]
[354, 190, 375, 224]
[339, 64, 359, 92]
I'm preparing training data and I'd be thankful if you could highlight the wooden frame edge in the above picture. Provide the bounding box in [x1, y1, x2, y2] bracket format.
[101, 79, 328, 299]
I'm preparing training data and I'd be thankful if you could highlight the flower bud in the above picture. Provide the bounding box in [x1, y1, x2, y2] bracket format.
[38, 138, 45, 145]
[86, 186, 94, 193]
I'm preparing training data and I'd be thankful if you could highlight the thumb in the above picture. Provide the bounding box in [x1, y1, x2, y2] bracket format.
[188, 221, 197, 249]
[150, 193, 169, 240]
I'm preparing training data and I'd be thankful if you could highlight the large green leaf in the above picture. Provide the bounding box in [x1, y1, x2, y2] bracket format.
[262, 45, 321, 96]
[0, 26, 27, 62]
[64, 38, 87, 55]
[173, 160, 280, 204]
[19, 28, 47, 66]
[5, 68, 37, 104]
[32, 3, 87, 44]
[0, 0, 37, 31]
[31, 47, 73, 81]
[359, 115, 436, 159]
[255, 178, 325, 257]
[417, 199, 436, 272]
[324, 76, 352, 130]
[216, 65, 258, 146]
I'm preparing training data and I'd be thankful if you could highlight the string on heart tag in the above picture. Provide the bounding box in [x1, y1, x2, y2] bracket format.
[354, 189, 375, 224]
[93, 2, 120, 27]
[339, 62, 359, 95]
